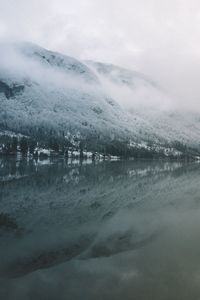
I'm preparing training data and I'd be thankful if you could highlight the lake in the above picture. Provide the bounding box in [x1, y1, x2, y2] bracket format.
[1, 157, 200, 299]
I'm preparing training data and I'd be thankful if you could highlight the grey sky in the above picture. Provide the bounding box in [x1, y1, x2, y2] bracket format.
[1, 0, 200, 106]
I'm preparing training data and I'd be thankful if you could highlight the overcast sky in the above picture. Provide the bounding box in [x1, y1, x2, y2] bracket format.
[1, 0, 200, 106]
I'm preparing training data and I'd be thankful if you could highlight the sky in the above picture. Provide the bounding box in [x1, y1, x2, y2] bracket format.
[1, 0, 200, 107]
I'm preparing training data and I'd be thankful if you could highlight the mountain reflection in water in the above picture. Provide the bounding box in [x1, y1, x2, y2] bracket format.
[0, 158, 200, 300]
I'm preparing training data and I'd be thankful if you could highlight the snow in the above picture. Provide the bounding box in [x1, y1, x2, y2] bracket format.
[87, 61, 200, 149]
[0, 42, 200, 155]
[0, 43, 144, 145]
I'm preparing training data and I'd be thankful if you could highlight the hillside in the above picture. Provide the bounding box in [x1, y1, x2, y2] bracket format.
[0, 42, 199, 159]
[87, 61, 200, 148]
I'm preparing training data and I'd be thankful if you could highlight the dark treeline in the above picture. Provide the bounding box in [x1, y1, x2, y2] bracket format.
[0, 131, 199, 161]
[0, 134, 72, 157]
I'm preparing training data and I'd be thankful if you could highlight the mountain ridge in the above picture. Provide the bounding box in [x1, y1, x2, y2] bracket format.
[0, 42, 199, 159]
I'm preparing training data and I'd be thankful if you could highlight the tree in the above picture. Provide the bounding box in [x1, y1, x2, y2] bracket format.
[20, 137, 28, 155]
[29, 139, 36, 155]
[11, 137, 18, 154]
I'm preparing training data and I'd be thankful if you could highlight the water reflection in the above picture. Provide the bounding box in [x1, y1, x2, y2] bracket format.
[0, 158, 200, 299]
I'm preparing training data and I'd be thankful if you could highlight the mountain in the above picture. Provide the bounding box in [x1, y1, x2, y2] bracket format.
[87, 61, 200, 148]
[0, 42, 199, 158]
[0, 43, 130, 137]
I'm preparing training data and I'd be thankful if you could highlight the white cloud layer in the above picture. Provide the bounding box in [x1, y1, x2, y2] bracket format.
[1, 0, 200, 108]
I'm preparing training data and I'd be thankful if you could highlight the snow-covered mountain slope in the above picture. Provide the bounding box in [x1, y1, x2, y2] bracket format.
[0, 42, 157, 145]
[0, 42, 200, 156]
[87, 61, 200, 148]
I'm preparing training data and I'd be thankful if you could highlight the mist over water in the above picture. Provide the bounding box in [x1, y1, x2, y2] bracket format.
[0, 158, 200, 299]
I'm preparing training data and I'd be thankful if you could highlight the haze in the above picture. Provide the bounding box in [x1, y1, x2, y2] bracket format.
[0, 0, 200, 110]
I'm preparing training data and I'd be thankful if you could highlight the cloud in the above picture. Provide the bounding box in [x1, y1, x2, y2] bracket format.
[1, 0, 200, 109]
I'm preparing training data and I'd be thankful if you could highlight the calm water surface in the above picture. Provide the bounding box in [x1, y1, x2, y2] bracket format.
[0, 157, 200, 300]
